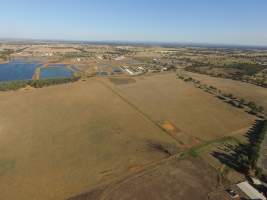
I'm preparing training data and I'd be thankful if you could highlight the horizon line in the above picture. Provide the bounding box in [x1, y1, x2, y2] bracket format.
[1, 37, 267, 49]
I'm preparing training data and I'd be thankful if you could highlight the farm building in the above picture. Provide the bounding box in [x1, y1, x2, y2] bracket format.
[237, 181, 266, 200]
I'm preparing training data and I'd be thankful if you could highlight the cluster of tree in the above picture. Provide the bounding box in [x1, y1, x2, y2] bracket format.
[187, 61, 265, 76]
[177, 74, 193, 82]
[225, 63, 265, 76]
[0, 76, 80, 91]
[117, 48, 131, 55]
[72, 47, 88, 53]
[219, 95, 264, 116]
[247, 101, 265, 114]
[185, 62, 267, 88]
[61, 52, 94, 59]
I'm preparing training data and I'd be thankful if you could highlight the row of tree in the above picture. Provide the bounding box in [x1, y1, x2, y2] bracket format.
[238, 120, 267, 177]
[212, 120, 267, 178]
[0, 76, 80, 91]
[177, 73, 265, 116]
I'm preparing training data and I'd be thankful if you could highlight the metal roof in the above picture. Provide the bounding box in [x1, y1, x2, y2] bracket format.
[237, 181, 266, 200]
[252, 178, 262, 185]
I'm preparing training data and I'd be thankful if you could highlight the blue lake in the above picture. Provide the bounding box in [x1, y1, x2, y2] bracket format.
[0, 60, 41, 82]
[40, 66, 74, 79]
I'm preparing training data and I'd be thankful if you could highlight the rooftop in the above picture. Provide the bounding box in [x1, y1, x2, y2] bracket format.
[237, 181, 266, 200]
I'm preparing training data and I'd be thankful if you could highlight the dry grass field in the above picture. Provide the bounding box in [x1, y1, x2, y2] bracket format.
[69, 157, 218, 200]
[107, 73, 255, 148]
[0, 79, 178, 200]
[0, 72, 256, 200]
[186, 71, 267, 114]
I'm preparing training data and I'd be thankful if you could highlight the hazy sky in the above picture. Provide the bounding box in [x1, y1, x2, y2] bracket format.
[0, 0, 267, 45]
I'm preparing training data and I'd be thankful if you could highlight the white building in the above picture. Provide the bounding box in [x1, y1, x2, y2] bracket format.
[237, 181, 266, 200]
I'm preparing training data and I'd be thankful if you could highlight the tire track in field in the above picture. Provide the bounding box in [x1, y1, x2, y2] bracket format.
[97, 78, 182, 145]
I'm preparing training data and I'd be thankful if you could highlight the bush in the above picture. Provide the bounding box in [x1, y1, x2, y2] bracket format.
[240, 98, 245, 105]
[209, 85, 217, 90]
[257, 106, 264, 113]
[248, 101, 257, 109]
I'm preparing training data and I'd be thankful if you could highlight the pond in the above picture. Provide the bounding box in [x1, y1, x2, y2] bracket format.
[0, 60, 41, 82]
[40, 65, 74, 79]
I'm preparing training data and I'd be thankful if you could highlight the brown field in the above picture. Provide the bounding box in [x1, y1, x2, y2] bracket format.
[0, 79, 177, 200]
[186, 71, 267, 114]
[69, 157, 218, 200]
[106, 73, 255, 147]
[0, 72, 255, 200]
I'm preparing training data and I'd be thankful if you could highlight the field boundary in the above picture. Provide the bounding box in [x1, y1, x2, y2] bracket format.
[97, 78, 182, 145]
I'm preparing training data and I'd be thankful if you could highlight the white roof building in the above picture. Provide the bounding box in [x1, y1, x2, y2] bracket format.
[237, 181, 266, 200]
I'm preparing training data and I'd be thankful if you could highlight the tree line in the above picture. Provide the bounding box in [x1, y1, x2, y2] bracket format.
[0, 76, 80, 91]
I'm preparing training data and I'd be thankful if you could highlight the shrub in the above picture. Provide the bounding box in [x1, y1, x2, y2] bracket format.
[240, 98, 245, 105]
[257, 106, 264, 113]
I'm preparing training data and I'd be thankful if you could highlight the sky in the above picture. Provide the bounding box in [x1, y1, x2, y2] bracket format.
[0, 0, 267, 46]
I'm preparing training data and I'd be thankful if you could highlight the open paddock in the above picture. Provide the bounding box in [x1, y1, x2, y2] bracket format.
[106, 73, 255, 148]
[0, 72, 256, 200]
[0, 79, 178, 200]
